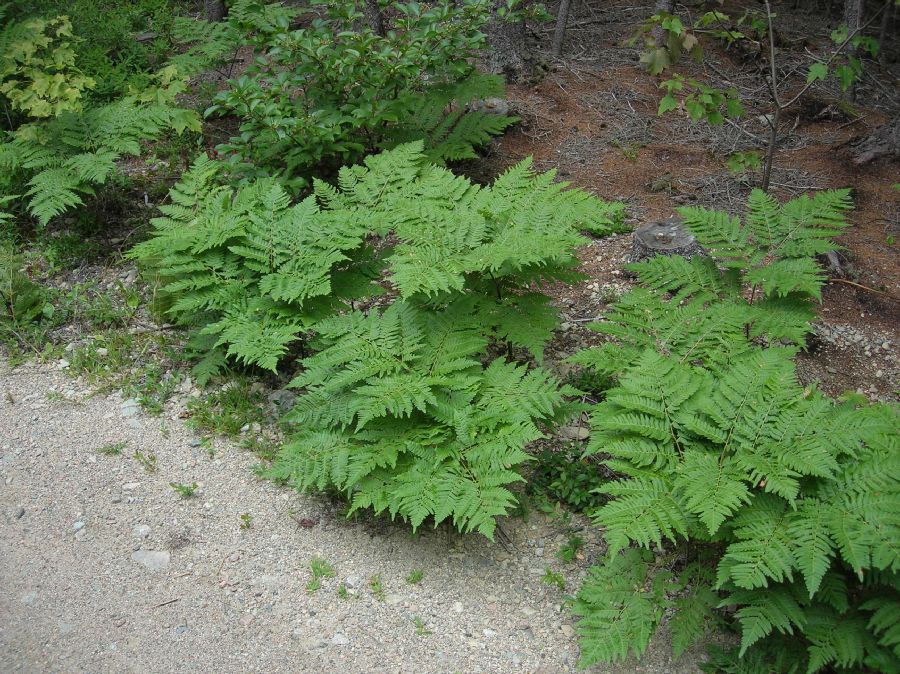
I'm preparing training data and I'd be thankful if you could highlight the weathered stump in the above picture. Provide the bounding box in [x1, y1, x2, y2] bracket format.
[629, 217, 705, 263]
[851, 115, 900, 165]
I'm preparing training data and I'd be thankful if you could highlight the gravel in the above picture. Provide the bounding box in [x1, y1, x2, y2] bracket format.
[0, 360, 708, 673]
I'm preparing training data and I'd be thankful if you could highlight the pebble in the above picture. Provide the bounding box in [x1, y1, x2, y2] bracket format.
[120, 399, 140, 418]
[384, 593, 403, 605]
[483, 629, 497, 638]
[452, 601, 464, 614]
[331, 632, 350, 646]
[133, 524, 151, 539]
[188, 438, 203, 448]
[122, 482, 140, 491]
[15, 506, 25, 519]
[21, 592, 37, 605]
[56, 359, 70, 370]
[131, 550, 171, 571]
[344, 575, 361, 589]
[73, 521, 85, 532]
[561, 624, 575, 638]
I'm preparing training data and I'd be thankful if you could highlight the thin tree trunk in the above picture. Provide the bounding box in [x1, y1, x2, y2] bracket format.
[552, 0, 573, 57]
[650, 0, 675, 47]
[877, 0, 892, 63]
[363, 0, 385, 36]
[205, 0, 226, 22]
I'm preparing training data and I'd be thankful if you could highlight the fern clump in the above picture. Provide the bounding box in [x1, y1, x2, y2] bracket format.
[127, 154, 381, 382]
[571, 190, 900, 672]
[0, 61, 199, 227]
[132, 142, 625, 381]
[270, 300, 574, 538]
[571, 188, 853, 378]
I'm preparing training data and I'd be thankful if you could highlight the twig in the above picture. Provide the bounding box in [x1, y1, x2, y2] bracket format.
[151, 598, 180, 609]
[828, 278, 900, 301]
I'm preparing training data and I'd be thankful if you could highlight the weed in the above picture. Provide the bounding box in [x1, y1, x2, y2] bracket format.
[413, 617, 433, 636]
[187, 378, 269, 438]
[337, 583, 349, 600]
[541, 567, 566, 591]
[530, 446, 606, 514]
[170, 482, 198, 498]
[406, 569, 424, 585]
[133, 450, 157, 472]
[556, 536, 584, 563]
[239, 513, 252, 530]
[97, 441, 127, 456]
[369, 574, 385, 601]
[306, 557, 336, 592]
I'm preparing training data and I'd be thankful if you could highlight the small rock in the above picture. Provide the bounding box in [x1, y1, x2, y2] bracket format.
[331, 632, 350, 646]
[483, 628, 497, 638]
[558, 425, 589, 441]
[73, 521, 85, 532]
[384, 593, 403, 605]
[344, 575, 361, 589]
[122, 482, 140, 491]
[74, 529, 87, 541]
[239, 615, 253, 627]
[21, 592, 37, 605]
[57, 359, 70, 370]
[174, 626, 189, 636]
[121, 398, 140, 418]
[875, 370, 884, 378]
[188, 438, 203, 448]
[240, 424, 250, 434]
[452, 601, 464, 614]
[14, 506, 25, 519]
[133, 524, 151, 539]
[228, 552, 240, 563]
[96, 348, 109, 357]
[131, 550, 171, 571]
[561, 624, 575, 638]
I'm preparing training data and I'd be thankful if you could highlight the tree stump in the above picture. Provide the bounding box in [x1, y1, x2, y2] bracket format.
[629, 217, 705, 263]
[851, 115, 899, 165]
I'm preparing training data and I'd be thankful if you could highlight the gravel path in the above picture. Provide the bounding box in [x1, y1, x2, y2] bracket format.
[1, 360, 705, 673]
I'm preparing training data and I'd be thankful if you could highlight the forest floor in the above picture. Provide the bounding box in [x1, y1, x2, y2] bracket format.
[1, 1, 898, 672]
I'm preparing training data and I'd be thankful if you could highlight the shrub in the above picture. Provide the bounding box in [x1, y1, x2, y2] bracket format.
[178, 0, 517, 191]
[571, 190, 900, 672]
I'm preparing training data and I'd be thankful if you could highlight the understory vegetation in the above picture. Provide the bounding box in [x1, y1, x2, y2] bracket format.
[1, 0, 897, 672]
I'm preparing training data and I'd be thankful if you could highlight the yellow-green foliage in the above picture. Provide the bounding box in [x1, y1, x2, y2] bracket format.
[0, 15, 95, 118]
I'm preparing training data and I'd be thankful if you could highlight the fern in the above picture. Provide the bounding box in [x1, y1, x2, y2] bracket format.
[270, 300, 569, 538]
[571, 189, 900, 672]
[2, 74, 200, 226]
[134, 143, 617, 535]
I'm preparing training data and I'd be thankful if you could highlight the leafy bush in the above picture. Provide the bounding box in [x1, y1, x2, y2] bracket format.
[0, 243, 50, 325]
[179, 0, 517, 191]
[571, 190, 900, 672]
[130, 141, 625, 382]
[14, 0, 185, 100]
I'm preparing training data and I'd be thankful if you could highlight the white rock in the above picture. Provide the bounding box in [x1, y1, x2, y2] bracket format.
[133, 524, 151, 539]
[131, 550, 170, 571]
[331, 632, 350, 646]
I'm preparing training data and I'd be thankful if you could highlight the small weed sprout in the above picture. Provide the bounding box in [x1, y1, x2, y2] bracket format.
[239, 513, 253, 529]
[134, 450, 157, 472]
[170, 482, 198, 498]
[406, 569, 424, 585]
[306, 557, 336, 592]
[541, 567, 566, 591]
[369, 574, 386, 601]
[97, 441, 127, 456]
[413, 617, 432, 636]
[556, 536, 585, 563]
[337, 583, 349, 599]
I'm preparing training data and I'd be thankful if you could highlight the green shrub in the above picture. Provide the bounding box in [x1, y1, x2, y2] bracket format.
[571, 190, 900, 672]
[178, 0, 517, 191]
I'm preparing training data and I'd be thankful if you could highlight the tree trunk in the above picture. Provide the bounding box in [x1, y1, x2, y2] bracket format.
[205, 0, 226, 22]
[363, 0, 385, 36]
[551, 0, 573, 57]
[650, 0, 675, 47]
[484, 0, 533, 82]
